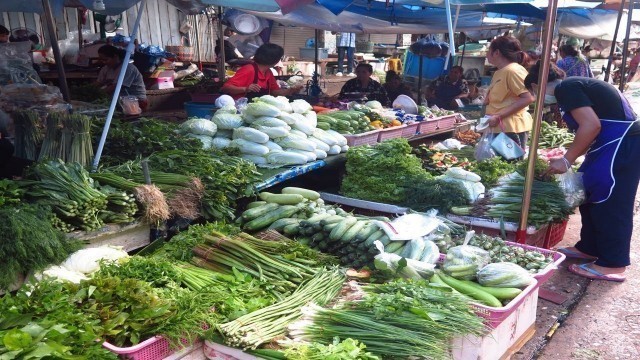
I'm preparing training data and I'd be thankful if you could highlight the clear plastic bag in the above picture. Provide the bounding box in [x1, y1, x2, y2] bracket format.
[556, 169, 585, 208]
[442, 244, 490, 280]
[474, 130, 496, 161]
[477, 262, 534, 288]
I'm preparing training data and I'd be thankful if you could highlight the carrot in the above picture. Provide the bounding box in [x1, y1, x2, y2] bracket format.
[312, 105, 331, 113]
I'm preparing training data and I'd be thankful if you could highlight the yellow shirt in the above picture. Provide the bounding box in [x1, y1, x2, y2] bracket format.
[486, 63, 532, 133]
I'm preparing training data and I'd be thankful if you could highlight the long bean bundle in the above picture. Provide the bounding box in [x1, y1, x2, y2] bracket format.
[218, 268, 345, 350]
[13, 110, 42, 160]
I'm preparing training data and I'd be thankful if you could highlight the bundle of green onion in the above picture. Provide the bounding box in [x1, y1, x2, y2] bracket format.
[39, 112, 93, 167]
[13, 110, 42, 160]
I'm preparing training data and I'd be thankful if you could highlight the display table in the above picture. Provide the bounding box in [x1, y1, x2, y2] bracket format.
[39, 68, 100, 81]
[255, 154, 345, 191]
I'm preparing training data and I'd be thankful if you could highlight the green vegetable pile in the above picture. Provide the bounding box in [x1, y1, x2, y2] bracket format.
[0, 179, 25, 206]
[0, 204, 80, 290]
[412, 145, 472, 175]
[467, 156, 517, 188]
[538, 121, 574, 148]
[70, 83, 110, 105]
[282, 338, 380, 360]
[341, 139, 429, 204]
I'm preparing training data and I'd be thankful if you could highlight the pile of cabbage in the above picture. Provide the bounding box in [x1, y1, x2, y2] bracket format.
[215, 95, 349, 167]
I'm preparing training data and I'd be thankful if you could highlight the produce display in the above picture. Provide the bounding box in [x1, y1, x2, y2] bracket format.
[317, 104, 402, 134]
[538, 121, 574, 148]
[412, 144, 472, 175]
[454, 129, 481, 145]
[12, 110, 42, 161]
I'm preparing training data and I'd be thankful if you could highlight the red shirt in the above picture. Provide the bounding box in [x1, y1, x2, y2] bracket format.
[223, 64, 280, 99]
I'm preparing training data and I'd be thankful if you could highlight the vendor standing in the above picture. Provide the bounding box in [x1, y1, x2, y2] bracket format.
[221, 43, 301, 100]
[338, 63, 389, 106]
[427, 66, 469, 110]
[525, 62, 640, 282]
[95, 45, 148, 110]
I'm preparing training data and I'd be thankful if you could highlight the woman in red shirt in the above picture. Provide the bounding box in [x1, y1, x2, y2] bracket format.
[222, 44, 302, 100]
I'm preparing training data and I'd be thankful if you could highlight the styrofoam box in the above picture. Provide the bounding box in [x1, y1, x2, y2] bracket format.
[450, 286, 539, 359]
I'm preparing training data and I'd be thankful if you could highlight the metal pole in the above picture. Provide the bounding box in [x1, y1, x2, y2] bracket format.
[516, 0, 560, 243]
[194, 14, 202, 71]
[620, 0, 634, 91]
[444, 0, 455, 69]
[417, 55, 424, 104]
[217, 7, 225, 81]
[77, 9, 83, 50]
[605, 0, 627, 82]
[92, 0, 147, 171]
[314, 29, 319, 80]
[42, 0, 70, 102]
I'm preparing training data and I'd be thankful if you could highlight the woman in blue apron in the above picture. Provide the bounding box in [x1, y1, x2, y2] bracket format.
[525, 62, 640, 282]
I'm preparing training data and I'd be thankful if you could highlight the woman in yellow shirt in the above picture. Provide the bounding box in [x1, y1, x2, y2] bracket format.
[485, 36, 535, 151]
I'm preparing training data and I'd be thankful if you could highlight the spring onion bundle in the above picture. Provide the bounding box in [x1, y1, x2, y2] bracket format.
[13, 110, 42, 160]
[39, 112, 94, 167]
[218, 268, 345, 350]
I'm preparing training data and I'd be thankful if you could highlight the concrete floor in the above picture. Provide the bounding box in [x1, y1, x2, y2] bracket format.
[513, 191, 640, 360]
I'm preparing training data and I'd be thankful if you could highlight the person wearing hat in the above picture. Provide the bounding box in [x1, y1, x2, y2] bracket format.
[557, 44, 593, 78]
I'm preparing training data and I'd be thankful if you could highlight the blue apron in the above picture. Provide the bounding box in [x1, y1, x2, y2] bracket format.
[561, 93, 638, 203]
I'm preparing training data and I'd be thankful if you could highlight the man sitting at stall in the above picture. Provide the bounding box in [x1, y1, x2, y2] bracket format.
[0, 25, 9, 43]
[221, 43, 302, 100]
[215, 27, 245, 66]
[95, 45, 148, 111]
[426, 65, 469, 110]
[383, 70, 413, 103]
[338, 63, 390, 106]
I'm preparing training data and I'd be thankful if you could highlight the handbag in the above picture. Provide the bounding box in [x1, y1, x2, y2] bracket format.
[491, 132, 524, 160]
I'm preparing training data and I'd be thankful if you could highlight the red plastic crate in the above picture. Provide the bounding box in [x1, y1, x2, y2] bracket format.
[401, 122, 419, 138]
[377, 125, 406, 141]
[445, 214, 549, 248]
[343, 130, 381, 146]
[544, 220, 568, 249]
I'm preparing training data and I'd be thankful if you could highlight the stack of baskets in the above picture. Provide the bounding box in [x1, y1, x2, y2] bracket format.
[166, 44, 194, 62]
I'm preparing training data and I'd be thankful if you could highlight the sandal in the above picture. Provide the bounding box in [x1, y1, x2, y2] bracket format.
[556, 247, 598, 260]
[568, 263, 626, 282]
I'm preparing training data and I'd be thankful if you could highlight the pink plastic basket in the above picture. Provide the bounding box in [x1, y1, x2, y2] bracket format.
[103, 336, 175, 360]
[471, 279, 538, 328]
[377, 125, 406, 142]
[417, 115, 457, 134]
[343, 130, 381, 146]
[503, 241, 566, 285]
[401, 122, 419, 138]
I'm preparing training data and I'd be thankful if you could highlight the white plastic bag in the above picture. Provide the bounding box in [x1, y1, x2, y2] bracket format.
[374, 212, 443, 241]
[474, 130, 496, 161]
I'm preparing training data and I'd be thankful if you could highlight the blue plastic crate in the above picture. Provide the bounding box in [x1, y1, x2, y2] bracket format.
[403, 51, 447, 80]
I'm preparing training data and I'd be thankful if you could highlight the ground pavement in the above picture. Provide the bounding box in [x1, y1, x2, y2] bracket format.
[514, 191, 640, 360]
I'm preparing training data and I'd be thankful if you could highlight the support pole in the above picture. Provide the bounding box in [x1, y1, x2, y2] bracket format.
[444, 0, 456, 70]
[620, 0, 635, 91]
[217, 7, 225, 81]
[516, 0, 560, 243]
[605, 0, 627, 82]
[417, 55, 424, 104]
[42, 0, 70, 102]
[194, 14, 202, 71]
[92, 0, 147, 171]
[77, 9, 83, 50]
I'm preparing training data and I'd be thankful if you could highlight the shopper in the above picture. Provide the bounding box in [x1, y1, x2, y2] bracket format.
[427, 65, 469, 110]
[383, 70, 413, 103]
[557, 44, 593, 78]
[525, 62, 640, 282]
[336, 32, 356, 77]
[96, 45, 148, 110]
[215, 27, 243, 64]
[484, 36, 535, 150]
[0, 25, 8, 43]
[221, 43, 302, 100]
[627, 48, 640, 81]
[339, 63, 389, 106]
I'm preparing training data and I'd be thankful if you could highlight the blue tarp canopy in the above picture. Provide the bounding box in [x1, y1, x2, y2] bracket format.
[0, 0, 140, 16]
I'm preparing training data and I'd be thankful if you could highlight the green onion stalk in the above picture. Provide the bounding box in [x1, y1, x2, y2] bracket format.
[217, 268, 345, 350]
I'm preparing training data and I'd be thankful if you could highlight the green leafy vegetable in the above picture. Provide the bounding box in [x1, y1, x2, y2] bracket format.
[283, 338, 380, 360]
[467, 157, 517, 188]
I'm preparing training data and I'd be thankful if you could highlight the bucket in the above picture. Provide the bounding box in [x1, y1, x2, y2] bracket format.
[184, 102, 218, 119]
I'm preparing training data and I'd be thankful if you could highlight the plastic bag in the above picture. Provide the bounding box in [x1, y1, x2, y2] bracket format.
[442, 244, 490, 280]
[477, 262, 534, 288]
[373, 241, 435, 280]
[556, 169, 585, 208]
[474, 130, 496, 161]
[491, 132, 525, 160]
[374, 211, 443, 241]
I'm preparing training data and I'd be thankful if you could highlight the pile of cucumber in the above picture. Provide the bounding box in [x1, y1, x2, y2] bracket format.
[317, 112, 375, 134]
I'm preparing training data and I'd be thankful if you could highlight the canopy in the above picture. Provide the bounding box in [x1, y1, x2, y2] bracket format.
[558, 8, 640, 40]
[0, 0, 140, 16]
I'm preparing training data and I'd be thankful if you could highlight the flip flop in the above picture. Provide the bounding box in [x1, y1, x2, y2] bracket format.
[556, 247, 598, 260]
[568, 263, 626, 282]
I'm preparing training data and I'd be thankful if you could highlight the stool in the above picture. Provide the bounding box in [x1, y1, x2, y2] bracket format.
[387, 58, 402, 73]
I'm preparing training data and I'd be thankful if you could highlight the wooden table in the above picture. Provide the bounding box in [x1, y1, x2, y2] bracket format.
[39, 69, 100, 81]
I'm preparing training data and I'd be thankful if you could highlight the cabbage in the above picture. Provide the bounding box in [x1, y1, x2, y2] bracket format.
[265, 141, 283, 152]
[304, 111, 318, 127]
[187, 134, 214, 149]
[241, 154, 268, 165]
[215, 95, 236, 108]
[255, 95, 291, 112]
[341, 144, 350, 152]
[292, 116, 315, 135]
[308, 136, 331, 152]
[233, 127, 270, 144]
[215, 104, 237, 115]
[212, 113, 243, 130]
[286, 149, 317, 162]
[245, 102, 281, 117]
[365, 100, 383, 110]
[276, 135, 317, 152]
[326, 130, 348, 146]
[312, 128, 338, 147]
[230, 139, 270, 156]
[254, 125, 290, 139]
[289, 129, 308, 139]
[477, 262, 534, 288]
[243, 114, 257, 124]
[179, 118, 217, 137]
[291, 99, 312, 114]
[252, 117, 289, 128]
[277, 112, 298, 125]
[327, 145, 341, 155]
[265, 150, 308, 166]
[216, 129, 233, 139]
[62, 246, 129, 274]
[212, 137, 232, 149]
[314, 148, 328, 159]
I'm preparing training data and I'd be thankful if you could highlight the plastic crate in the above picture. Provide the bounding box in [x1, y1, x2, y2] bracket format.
[446, 214, 549, 248]
[343, 130, 381, 146]
[417, 115, 457, 134]
[190, 93, 220, 103]
[203, 340, 258, 360]
[544, 220, 568, 249]
[471, 279, 539, 328]
[103, 336, 175, 360]
[377, 125, 406, 141]
[504, 241, 566, 285]
[401, 122, 419, 138]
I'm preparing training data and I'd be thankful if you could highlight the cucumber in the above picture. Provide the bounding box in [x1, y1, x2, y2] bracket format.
[355, 222, 378, 241]
[283, 223, 300, 236]
[340, 220, 368, 243]
[320, 215, 345, 226]
[379, 235, 391, 246]
[258, 192, 275, 201]
[243, 205, 298, 231]
[385, 240, 406, 254]
[329, 217, 357, 241]
[268, 218, 300, 231]
[246, 201, 267, 209]
[297, 237, 311, 246]
[323, 223, 339, 232]
[311, 232, 325, 243]
[316, 122, 331, 130]
[438, 271, 503, 308]
[281, 187, 321, 200]
[364, 229, 385, 246]
[459, 280, 522, 300]
[262, 193, 305, 205]
[241, 203, 281, 221]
